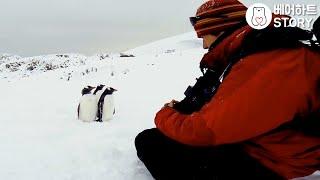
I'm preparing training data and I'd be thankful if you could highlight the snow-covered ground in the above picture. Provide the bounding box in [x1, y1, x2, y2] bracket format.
[1, 30, 320, 180]
[0, 32, 206, 180]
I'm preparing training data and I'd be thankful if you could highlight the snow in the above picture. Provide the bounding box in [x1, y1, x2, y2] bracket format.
[1, 30, 318, 180]
[293, 171, 320, 180]
[0, 31, 205, 180]
[126, 32, 203, 56]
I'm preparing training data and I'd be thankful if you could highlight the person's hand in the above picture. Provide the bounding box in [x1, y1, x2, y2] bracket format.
[162, 99, 179, 109]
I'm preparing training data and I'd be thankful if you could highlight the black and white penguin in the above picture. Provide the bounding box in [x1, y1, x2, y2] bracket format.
[78, 85, 117, 122]
[78, 85, 99, 122]
[93, 84, 105, 95]
[96, 87, 117, 122]
[81, 85, 95, 95]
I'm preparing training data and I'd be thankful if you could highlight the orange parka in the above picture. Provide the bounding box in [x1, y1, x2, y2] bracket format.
[155, 25, 320, 179]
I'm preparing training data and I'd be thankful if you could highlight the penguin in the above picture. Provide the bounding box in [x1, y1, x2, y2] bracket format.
[81, 85, 95, 95]
[78, 86, 98, 122]
[78, 85, 117, 122]
[96, 87, 117, 122]
[93, 84, 105, 95]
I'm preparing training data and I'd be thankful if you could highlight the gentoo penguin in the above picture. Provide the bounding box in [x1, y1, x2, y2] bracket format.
[78, 86, 99, 122]
[97, 87, 117, 122]
[93, 84, 105, 95]
[81, 85, 95, 95]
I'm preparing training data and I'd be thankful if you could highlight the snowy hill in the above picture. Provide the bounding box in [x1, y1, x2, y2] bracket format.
[0, 31, 205, 180]
[0, 32, 205, 84]
[0, 53, 108, 81]
[1, 30, 320, 180]
[126, 32, 203, 56]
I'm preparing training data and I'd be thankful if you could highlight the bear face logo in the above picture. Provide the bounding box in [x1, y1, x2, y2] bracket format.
[246, 3, 272, 30]
[252, 7, 267, 26]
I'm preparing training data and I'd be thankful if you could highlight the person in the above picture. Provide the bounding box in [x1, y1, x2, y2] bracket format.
[135, 0, 320, 179]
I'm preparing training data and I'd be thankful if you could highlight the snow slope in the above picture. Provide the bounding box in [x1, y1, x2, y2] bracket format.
[0, 31, 205, 180]
[126, 32, 203, 56]
[1, 30, 320, 180]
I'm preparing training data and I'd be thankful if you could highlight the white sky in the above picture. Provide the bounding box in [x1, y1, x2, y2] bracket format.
[0, 0, 319, 56]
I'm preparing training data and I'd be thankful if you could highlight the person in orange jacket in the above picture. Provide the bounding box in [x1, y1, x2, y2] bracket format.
[135, 0, 320, 179]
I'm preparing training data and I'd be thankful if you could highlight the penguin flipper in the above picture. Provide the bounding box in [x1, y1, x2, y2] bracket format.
[77, 104, 80, 119]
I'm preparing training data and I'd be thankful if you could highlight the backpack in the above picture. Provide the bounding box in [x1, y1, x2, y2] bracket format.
[313, 16, 320, 45]
[173, 16, 320, 115]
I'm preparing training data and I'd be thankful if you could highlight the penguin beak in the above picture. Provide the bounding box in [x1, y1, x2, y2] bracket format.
[110, 88, 118, 92]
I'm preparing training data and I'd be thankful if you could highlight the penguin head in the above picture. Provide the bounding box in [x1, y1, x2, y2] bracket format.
[97, 84, 105, 89]
[107, 87, 117, 94]
[93, 84, 106, 95]
[96, 84, 105, 91]
[81, 86, 95, 95]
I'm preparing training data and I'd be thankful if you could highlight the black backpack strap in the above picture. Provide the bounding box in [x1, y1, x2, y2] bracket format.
[175, 21, 320, 115]
[313, 16, 320, 43]
[240, 26, 312, 58]
[236, 25, 320, 137]
[244, 23, 320, 55]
